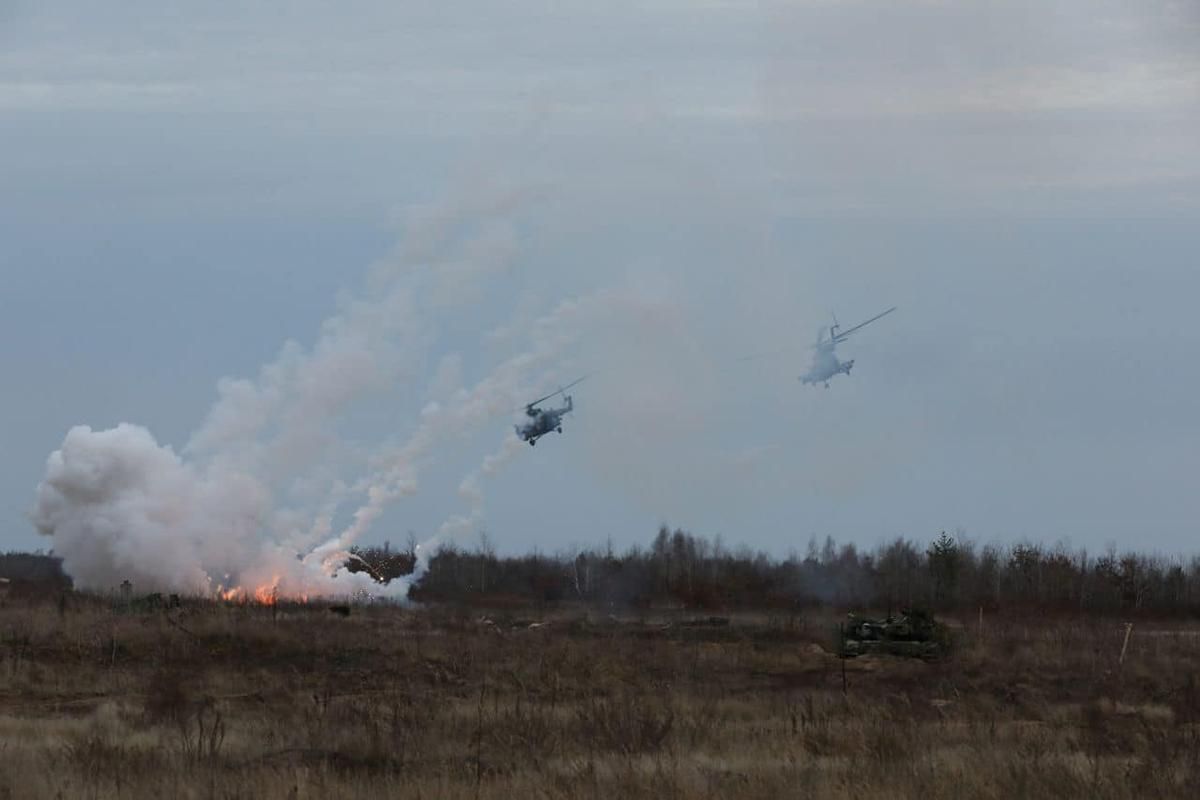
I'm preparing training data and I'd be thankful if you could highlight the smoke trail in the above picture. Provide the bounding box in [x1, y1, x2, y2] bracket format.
[30, 142, 709, 601]
[392, 284, 695, 561]
[420, 432, 527, 559]
[31, 182, 547, 599]
[316, 293, 610, 561]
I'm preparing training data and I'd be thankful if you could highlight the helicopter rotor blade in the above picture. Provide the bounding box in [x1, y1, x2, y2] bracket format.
[523, 374, 589, 410]
[832, 306, 896, 343]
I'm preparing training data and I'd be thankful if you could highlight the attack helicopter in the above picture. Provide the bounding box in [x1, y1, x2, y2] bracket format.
[515, 376, 587, 446]
[800, 306, 896, 388]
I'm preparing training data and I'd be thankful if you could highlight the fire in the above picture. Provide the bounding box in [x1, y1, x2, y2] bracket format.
[254, 583, 280, 605]
[217, 577, 308, 605]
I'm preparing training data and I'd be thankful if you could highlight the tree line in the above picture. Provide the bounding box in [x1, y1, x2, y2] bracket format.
[350, 527, 1200, 616]
[8, 526, 1199, 616]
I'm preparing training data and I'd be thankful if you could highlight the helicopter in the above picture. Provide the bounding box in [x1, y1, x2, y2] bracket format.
[800, 306, 896, 388]
[515, 376, 587, 446]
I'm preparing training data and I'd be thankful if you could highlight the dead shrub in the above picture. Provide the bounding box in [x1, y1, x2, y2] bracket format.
[141, 665, 224, 763]
[142, 666, 193, 727]
[575, 692, 675, 755]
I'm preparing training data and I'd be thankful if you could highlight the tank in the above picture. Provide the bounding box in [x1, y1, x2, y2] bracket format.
[838, 608, 948, 659]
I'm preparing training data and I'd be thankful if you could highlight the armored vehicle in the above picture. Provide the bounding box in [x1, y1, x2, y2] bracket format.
[839, 608, 948, 659]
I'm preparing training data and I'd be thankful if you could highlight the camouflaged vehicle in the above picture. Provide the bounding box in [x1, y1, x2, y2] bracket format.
[838, 608, 948, 659]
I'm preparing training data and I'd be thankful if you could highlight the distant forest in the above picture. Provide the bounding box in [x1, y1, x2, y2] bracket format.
[350, 527, 1200, 616]
[8, 527, 1200, 616]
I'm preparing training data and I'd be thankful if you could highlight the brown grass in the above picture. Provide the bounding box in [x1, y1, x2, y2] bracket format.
[0, 595, 1198, 798]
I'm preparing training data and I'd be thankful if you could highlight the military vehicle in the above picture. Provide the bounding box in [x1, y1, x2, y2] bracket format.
[736, 305, 897, 388]
[838, 608, 948, 659]
[801, 306, 897, 388]
[515, 376, 587, 446]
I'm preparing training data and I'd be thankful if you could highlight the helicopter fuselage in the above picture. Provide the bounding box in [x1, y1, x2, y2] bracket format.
[800, 355, 854, 388]
[800, 333, 853, 388]
[515, 397, 573, 445]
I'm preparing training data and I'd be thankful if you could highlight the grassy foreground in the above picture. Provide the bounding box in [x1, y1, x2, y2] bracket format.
[0, 594, 1199, 798]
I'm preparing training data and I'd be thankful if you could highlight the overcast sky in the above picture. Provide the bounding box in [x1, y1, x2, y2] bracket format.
[4, 1, 1200, 560]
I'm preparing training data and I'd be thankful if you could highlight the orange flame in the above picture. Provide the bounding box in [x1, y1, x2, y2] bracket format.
[218, 577, 307, 605]
[254, 583, 279, 606]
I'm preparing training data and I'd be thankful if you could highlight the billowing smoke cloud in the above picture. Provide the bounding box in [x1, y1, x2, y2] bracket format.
[30, 181, 605, 599]
[31, 423, 391, 597]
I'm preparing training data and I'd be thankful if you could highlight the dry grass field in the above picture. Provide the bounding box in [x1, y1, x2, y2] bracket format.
[1, 591, 1199, 799]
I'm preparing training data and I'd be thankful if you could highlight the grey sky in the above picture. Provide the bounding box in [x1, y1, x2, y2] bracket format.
[4, 1, 1199, 560]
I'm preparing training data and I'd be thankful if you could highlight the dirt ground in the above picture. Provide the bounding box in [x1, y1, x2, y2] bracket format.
[0, 594, 1198, 799]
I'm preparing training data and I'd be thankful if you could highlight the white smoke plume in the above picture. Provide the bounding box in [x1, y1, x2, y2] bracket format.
[420, 432, 529, 560]
[31, 423, 390, 598]
[323, 292, 611, 554]
[30, 181, 596, 600]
